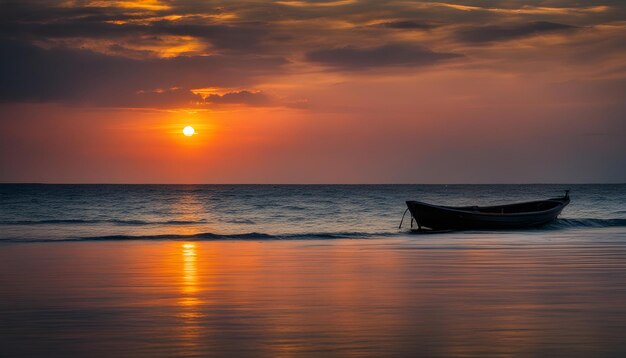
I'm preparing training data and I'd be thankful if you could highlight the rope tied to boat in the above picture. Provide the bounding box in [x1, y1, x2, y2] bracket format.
[399, 208, 412, 230]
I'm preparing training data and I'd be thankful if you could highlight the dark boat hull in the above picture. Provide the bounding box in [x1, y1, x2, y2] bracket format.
[406, 195, 570, 230]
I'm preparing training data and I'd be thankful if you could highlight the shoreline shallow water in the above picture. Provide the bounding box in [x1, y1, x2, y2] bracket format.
[2, 228, 626, 356]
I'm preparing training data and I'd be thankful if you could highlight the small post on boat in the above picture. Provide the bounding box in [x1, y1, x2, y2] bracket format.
[565, 190, 570, 199]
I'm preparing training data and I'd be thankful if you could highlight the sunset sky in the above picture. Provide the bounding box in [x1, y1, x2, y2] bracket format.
[1, 0, 625, 183]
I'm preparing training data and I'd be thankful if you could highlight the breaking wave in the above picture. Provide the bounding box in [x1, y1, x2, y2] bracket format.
[1, 218, 624, 243]
[0, 231, 397, 243]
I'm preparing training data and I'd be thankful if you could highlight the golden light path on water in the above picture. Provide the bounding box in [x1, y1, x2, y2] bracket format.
[178, 242, 201, 352]
[181, 243, 197, 297]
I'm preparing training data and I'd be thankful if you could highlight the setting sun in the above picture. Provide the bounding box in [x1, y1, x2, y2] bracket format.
[183, 126, 195, 136]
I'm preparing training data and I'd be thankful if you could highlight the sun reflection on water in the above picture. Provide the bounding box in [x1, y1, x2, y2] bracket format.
[181, 243, 197, 297]
[177, 242, 202, 351]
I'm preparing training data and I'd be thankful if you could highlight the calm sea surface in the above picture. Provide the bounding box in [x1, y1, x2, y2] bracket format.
[1, 184, 626, 356]
[1, 184, 625, 241]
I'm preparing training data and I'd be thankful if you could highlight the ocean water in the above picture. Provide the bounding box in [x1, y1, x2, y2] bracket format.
[1, 184, 625, 241]
[2, 184, 626, 356]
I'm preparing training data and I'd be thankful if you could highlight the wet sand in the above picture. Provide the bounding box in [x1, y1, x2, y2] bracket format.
[2, 230, 626, 357]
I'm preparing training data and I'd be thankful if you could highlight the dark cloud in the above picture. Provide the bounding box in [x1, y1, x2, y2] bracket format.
[456, 21, 579, 44]
[0, 19, 267, 54]
[132, 88, 277, 108]
[0, 0, 622, 107]
[152, 21, 267, 52]
[205, 91, 273, 106]
[305, 44, 461, 69]
[0, 40, 287, 107]
[133, 88, 204, 108]
[376, 21, 435, 30]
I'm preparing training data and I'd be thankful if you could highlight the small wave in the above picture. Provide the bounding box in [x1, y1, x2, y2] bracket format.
[549, 218, 626, 229]
[225, 219, 256, 224]
[283, 205, 306, 211]
[1, 219, 101, 225]
[0, 231, 396, 243]
[79, 231, 395, 241]
[161, 220, 207, 225]
[0, 219, 207, 226]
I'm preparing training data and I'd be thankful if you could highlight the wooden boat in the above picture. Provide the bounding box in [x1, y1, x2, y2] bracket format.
[405, 191, 570, 231]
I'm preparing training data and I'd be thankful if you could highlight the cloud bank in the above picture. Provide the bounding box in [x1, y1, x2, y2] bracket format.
[0, 0, 624, 110]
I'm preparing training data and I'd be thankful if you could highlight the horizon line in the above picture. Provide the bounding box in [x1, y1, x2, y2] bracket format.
[1, 182, 625, 186]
